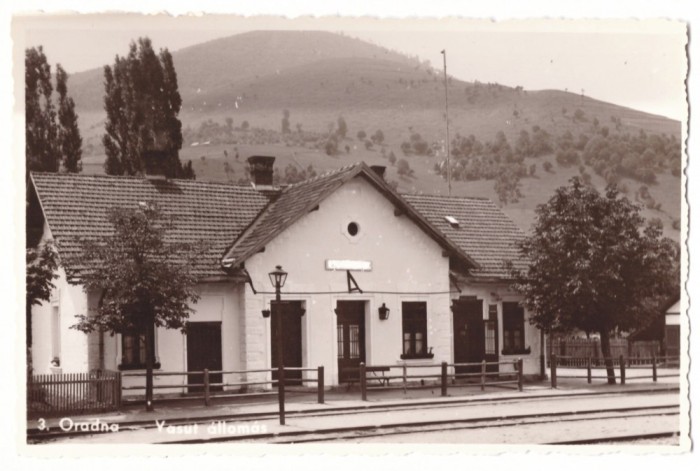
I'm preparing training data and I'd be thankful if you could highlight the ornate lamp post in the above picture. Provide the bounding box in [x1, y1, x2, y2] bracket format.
[269, 265, 288, 425]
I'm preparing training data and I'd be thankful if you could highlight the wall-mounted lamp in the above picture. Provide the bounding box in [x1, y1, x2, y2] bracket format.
[378, 303, 390, 320]
[262, 309, 271, 318]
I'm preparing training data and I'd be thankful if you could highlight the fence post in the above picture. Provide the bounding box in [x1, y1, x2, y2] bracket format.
[587, 356, 592, 384]
[481, 360, 486, 391]
[317, 366, 325, 404]
[619, 356, 625, 385]
[441, 362, 448, 397]
[116, 372, 122, 409]
[652, 353, 657, 382]
[402, 363, 407, 394]
[551, 354, 557, 389]
[517, 358, 523, 392]
[360, 363, 367, 401]
[203, 369, 211, 406]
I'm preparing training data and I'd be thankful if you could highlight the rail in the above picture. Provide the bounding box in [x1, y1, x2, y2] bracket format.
[356, 359, 524, 401]
[549, 354, 680, 387]
[121, 366, 325, 406]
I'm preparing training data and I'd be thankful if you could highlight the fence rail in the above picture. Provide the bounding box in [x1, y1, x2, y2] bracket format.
[121, 366, 325, 406]
[356, 360, 524, 401]
[549, 354, 680, 387]
[549, 339, 662, 366]
[27, 370, 121, 418]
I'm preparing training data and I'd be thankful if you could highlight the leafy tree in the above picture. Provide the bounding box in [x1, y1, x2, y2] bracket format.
[281, 109, 291, 134]
[103, 37, 191, 178]
[510, 178, 678, 383]
[371, 129, 385, 145]
[26, 47, 82, 173]
[56, 65, 83, 172]
[26, 47, 58, 172]
[357, 130, 367, 140]
[71, 205, 204, 410]
[26, 241, 59, 349]
[494, 165, 523, 205]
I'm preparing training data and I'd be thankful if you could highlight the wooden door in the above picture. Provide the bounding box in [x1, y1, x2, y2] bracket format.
[453, 299, 492, 375]
[271, 301, 303, 386]
[336, 301, 366, 383]
[187, 322, 223, 393]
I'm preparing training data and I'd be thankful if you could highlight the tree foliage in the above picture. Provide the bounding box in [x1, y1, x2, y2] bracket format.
[25, 47, 82, 173]
[103, 37, 193, 179]
[26, 241, 59, 307]
[70, 205, 204, 409]
[510, 178, 679, 382]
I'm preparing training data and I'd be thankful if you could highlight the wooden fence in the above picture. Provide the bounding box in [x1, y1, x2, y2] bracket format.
[27, 370, 121, 418]
[121, 366, 325, 406]
[356, 360, 524, 401]
[549, 339, 661, 366]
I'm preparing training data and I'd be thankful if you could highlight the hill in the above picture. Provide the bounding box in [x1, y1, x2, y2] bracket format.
[69, 30, 682, 241]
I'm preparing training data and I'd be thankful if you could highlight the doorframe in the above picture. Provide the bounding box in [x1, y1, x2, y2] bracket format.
[263, 296, 308, 376]
[333, 298, 369, 384]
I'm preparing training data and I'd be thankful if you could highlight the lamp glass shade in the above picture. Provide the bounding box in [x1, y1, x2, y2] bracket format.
[269, 265, 288, 288]
[378, 303, 390, 320]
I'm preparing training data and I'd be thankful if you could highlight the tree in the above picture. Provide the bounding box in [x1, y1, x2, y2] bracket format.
[26, 47, 83, 173]
[510, 178, 678, 383]
[103, 37, 192, 179]
[281, 109, 291, 134]
[56, 65, 83, 172]
[337, 116, 348, 139]
[26, 241, 59, 353]
[70, 205, 203, 410]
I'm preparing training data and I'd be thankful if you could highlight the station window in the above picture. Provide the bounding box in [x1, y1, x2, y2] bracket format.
[401, 302, 431, 359]
[502, 302, 527, 355]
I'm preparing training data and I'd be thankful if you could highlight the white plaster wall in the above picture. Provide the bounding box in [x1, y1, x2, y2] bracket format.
[245, 177, 451, 386]
[452, 283, 543, 376]
[118, 282, 243, 396]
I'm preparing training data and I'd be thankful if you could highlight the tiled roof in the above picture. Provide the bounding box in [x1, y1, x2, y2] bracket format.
[402, 194, 529, 279]
[221, 162, 480, 270]
[31, 168, 528, 283]
[30, 173, 269, 279]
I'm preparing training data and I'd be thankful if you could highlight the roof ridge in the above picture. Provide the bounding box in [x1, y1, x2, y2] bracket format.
[401, 193, 493, 202]
[282, 162, 363, 189]
[30, 171, 255, 189]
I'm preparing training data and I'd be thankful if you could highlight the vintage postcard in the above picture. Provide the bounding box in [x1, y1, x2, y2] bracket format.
[8, 5, 692, 463]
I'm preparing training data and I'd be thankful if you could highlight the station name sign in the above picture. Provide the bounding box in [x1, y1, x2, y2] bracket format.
[325, 259, 372, 271]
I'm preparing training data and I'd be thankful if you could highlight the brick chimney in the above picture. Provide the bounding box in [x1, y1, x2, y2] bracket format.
[247, 156, 276, 187]
[369, 165, 386, 180]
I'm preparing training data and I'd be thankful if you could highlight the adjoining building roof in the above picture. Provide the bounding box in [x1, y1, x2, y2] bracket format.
[29, 172, 269, 279]
[221, 162, 479, 271]
[402, 194, 528, 279]
[30, 164, 528, 282]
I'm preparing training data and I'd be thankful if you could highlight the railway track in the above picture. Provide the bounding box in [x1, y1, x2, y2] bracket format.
[29, 392, 680, 445]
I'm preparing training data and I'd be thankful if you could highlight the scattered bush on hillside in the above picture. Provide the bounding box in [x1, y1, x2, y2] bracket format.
[672, 219, 681, 231]
[371, 129, 385, 145]
[389, 152, 397, 166]
[365, 140, 373, 150]
[573, 108, 586, 122]
[274, 164, 318, 185]
[325, 135, 339, 156]
[357, 130, 366, 140]
[397, 159, 414, 177]
[494, 165, 523, 205]
[543, 161, 553, 173]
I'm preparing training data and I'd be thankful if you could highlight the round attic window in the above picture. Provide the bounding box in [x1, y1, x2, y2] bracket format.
[347, 222, 360, 237]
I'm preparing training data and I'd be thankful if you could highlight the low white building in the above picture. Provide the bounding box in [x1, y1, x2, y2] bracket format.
[28, 157, 540, 394]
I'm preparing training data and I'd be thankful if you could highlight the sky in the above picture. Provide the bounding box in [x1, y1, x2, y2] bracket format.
[13, 15, 688, 121]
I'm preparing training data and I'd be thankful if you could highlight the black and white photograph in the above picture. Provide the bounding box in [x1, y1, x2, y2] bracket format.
[5, 2, 693, 461]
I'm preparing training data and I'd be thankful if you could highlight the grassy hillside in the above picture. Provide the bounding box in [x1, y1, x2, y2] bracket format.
[72, 30, 682, 241]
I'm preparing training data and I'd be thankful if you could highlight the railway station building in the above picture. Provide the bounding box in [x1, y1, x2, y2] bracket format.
[28, 156, 542, 393]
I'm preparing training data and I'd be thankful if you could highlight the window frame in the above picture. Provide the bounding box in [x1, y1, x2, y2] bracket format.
[118, 328, 160, 370]
[400, 301, 433, 360]
[501, 302, 530, 355]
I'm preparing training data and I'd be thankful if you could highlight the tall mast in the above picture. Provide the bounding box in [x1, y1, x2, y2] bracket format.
[441, 49, 451, 196]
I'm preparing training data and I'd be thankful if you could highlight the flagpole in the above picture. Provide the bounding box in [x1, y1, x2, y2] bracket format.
[441, 49, 451, 196]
